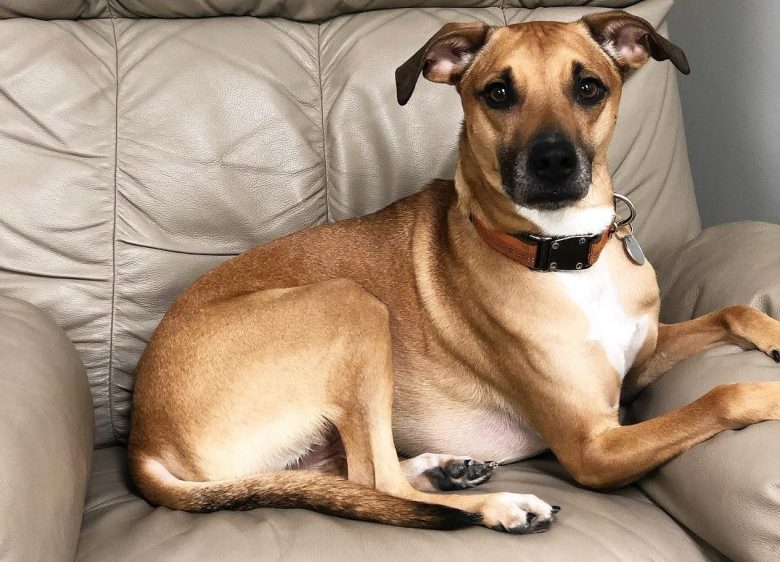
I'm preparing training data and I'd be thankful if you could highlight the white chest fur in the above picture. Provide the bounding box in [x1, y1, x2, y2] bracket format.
[515, 202, 650, 377]
[553, 259, 650, 378]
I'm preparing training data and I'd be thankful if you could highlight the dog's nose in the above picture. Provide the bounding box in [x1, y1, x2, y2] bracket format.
[527, 140, 577, 184]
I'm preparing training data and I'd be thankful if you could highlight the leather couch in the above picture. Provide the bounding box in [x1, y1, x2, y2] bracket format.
[1, 1, 778, 560]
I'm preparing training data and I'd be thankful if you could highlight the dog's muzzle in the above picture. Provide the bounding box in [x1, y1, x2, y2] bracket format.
[500, 132, 592, 210]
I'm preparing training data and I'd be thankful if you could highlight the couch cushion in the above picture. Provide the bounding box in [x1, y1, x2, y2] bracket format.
[0, 1, 102, 19]
[631, 347, 780, 562]
[0, 17, 116, 442]
[0, 296, 93, 562]
[106, 0, 646, 19]
[0, 1, 647, 21]
[77, 447, 717, 561]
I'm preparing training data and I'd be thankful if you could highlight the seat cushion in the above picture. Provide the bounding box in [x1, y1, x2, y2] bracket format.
[77, 448, 717, 561]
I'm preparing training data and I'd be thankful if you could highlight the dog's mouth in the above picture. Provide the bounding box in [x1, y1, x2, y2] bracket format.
[499, 134, 592, 211]
[521, 186, 588, 210]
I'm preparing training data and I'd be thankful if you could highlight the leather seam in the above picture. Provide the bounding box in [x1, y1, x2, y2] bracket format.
[316, 23, 330, 223]
[500, 0, 508, 26]
[106, 0, 120, 444]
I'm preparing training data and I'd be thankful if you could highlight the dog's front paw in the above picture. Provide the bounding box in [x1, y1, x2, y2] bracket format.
[725, 306, 780, 362]
[426, 458, 499, 491]
[753, 319, 780, 363]
[481, 493, 559, 534]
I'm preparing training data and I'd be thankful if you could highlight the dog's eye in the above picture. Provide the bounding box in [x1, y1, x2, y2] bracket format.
[576, 77, 606, 105]
[483, 82, 513, 109]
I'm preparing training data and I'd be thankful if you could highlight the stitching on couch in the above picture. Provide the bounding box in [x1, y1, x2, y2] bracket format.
[120, 239, 240, 257]
[500, 0, 508, 26]
[316, 24, 330, 223]
[106, 0, 120, 443]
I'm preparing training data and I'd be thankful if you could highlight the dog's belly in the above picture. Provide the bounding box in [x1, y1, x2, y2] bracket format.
[395, 406, 548, 464]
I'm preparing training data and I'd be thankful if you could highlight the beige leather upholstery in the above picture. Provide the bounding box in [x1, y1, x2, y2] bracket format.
[632, 349, 780, 562]
[0, 1, 646, 20]
[634, 221, 780, 561]
[0, 296, 93, 562]
[0, 0, 772, 560]
[0, 1, 102, 19]
[0, 17, 116, 443]
[78, 447, 717, 561]
[660, 221, 780, 323]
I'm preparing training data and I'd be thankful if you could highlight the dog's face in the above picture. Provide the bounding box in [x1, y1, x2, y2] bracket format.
[460, 22, 622, 211]
[396, 11, 688, 224]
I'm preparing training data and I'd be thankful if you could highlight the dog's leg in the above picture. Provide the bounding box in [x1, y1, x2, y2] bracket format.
[333, 298, 558, 533]
[544, 382, 780, 489]
[133, 278, 555, 531]
[343, 400, 558, 533]
[622, 306, 780, 402]
[401, 454, 498, 492]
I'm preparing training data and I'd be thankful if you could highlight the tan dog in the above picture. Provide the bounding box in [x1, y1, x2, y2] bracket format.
[128, 10, 780, 534]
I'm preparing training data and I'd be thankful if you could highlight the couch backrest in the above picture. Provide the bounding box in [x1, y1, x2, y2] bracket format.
[0, 0, 699, 446]
[0, 1, 649, 20]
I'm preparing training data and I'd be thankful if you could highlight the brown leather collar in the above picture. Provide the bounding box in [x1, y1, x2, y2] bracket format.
[470, 214, 615, 271]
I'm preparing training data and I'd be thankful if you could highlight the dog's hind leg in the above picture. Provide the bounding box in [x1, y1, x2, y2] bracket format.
[330, 283, 558, 533]
[401, 454, 498, 492]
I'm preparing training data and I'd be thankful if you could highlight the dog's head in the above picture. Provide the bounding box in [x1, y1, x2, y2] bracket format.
[396, 11, 688, 232]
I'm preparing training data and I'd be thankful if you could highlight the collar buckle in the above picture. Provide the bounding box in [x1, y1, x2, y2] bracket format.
[519, 233, 600, 272]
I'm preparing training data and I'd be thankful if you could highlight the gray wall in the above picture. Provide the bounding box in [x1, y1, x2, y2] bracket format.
[669, 0, 780, 227]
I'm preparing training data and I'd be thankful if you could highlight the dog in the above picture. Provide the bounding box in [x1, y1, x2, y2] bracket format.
[128, 10, 780, 534]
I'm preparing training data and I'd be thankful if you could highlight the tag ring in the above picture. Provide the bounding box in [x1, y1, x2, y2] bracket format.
[613, 193, 636, 228]
[615, 223, 634, 240]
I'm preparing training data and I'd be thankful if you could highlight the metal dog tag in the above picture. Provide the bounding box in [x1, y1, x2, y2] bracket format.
[613, 194, 645, 266]
[622, 234, 646, 265]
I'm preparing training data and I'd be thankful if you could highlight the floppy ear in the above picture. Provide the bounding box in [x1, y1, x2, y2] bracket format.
[582, 10, 689, 75]
[395, 22, 492, 106]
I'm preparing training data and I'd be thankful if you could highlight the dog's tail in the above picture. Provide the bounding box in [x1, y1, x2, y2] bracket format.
[130, 454, 481, 530]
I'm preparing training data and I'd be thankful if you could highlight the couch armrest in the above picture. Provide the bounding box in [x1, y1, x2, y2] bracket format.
[633, 222, 780, 561]
[630, 348, 779, 562]
[0, 295, 93, 562]
[659, 221, 780, 323]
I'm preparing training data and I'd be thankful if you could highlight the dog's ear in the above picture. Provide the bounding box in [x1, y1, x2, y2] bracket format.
[395, 22, 492, 106]
[582, 10, 689, 76]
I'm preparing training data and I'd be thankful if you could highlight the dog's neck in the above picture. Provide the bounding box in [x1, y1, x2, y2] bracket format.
[455, 136, 615, 238]
[511, 204, 615, 237]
